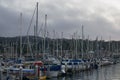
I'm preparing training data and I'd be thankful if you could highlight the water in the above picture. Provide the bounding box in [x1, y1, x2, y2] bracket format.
[48, 63, 120, 80]
[1, 64, 120, 80]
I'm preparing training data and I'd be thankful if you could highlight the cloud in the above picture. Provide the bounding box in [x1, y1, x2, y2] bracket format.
[0, 0, 120, 40]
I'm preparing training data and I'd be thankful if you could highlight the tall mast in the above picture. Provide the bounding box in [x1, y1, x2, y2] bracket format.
[20, 13, 22, 58]
[87, 35, 89, 54]
[100, 36, 102, 58]
[96, 36, 99, 58]
[109, 36, 111, 53]
[117, 41, 119, 55]
[81, 25, 84, 59]
[56, 32, 59, 57]
[45, 14, 47, 33]
[53, 30, 55, 56]
[75, 32, 78, 59]
[61, 32, 63, 58]
[43, 14, 47, 53]
[36, 2, 38, 35]
[35, 2, 38, 59]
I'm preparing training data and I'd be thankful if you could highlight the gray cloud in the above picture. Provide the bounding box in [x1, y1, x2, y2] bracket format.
[0, 0, 120, 40]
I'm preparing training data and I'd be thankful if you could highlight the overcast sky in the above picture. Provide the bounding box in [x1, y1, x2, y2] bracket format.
[0, 0, 120, 40]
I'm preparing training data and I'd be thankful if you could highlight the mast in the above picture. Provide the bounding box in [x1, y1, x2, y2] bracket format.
[56, 32, 59, 57]
[53, 30, 55, 56]
[75, 32, 78, 59]
[73, 33, 76, 59]
[47, 31, 50, 52]
[71, 34, 74, 59]
[117, 41, 118, 55]
[60, 32, 63, 58]
[20, 13, 22, 58]
[100, 36, 102, 58]
[87, 35, 89, 56]
[81, 25, 84, 59]
[96, 36, 99, 58]
[35, 2, 38, 60]
[108, 36, 111, 57]
[15, 42, 18, 59]
[43, 14, 47, 53]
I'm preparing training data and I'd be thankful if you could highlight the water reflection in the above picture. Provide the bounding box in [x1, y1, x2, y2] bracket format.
[48, 64, 120, 80]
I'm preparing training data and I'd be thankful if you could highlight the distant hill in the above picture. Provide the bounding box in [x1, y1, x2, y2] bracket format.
[0, 36, 120, 56]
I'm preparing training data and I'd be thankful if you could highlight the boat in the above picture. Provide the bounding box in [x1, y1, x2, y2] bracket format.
[100, 58, 113, 66]
[61, 59, 87, 74]
[39, 76, 46, 80]
[43, 53, 61, 78]
[5, 60, 46, 80]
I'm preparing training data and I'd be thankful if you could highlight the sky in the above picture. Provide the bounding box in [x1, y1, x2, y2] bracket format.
[0, 0, 120, 40]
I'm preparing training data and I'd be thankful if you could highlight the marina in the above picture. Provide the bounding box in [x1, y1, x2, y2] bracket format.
[1, 0, 120, 80]
[0, 61, 120, 80]
[49, 63, 120, 80]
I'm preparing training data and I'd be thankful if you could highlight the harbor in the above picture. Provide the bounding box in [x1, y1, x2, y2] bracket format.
[0, 60, 120, 80]
[1, 0, 120, 80]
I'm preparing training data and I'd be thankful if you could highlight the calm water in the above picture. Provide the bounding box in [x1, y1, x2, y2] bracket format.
[1, 64, 120, 80]
[48, 63, 120, 80]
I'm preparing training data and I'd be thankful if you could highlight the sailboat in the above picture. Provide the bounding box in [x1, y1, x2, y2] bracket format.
[41, 15, 61, 78]
[6, 2, 47, 80]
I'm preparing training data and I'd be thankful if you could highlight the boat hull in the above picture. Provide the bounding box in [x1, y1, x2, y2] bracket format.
[46, 71, 59, 78]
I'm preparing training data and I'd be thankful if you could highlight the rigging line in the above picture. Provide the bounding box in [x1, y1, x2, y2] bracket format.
[22, 5, 36, 52]
[27, 6, 37, 35]
[38, 23, 43, 36]
[35, 23, 43, 45]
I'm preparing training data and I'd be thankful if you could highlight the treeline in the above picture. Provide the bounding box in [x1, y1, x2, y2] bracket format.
[0, 36, 120, 55]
